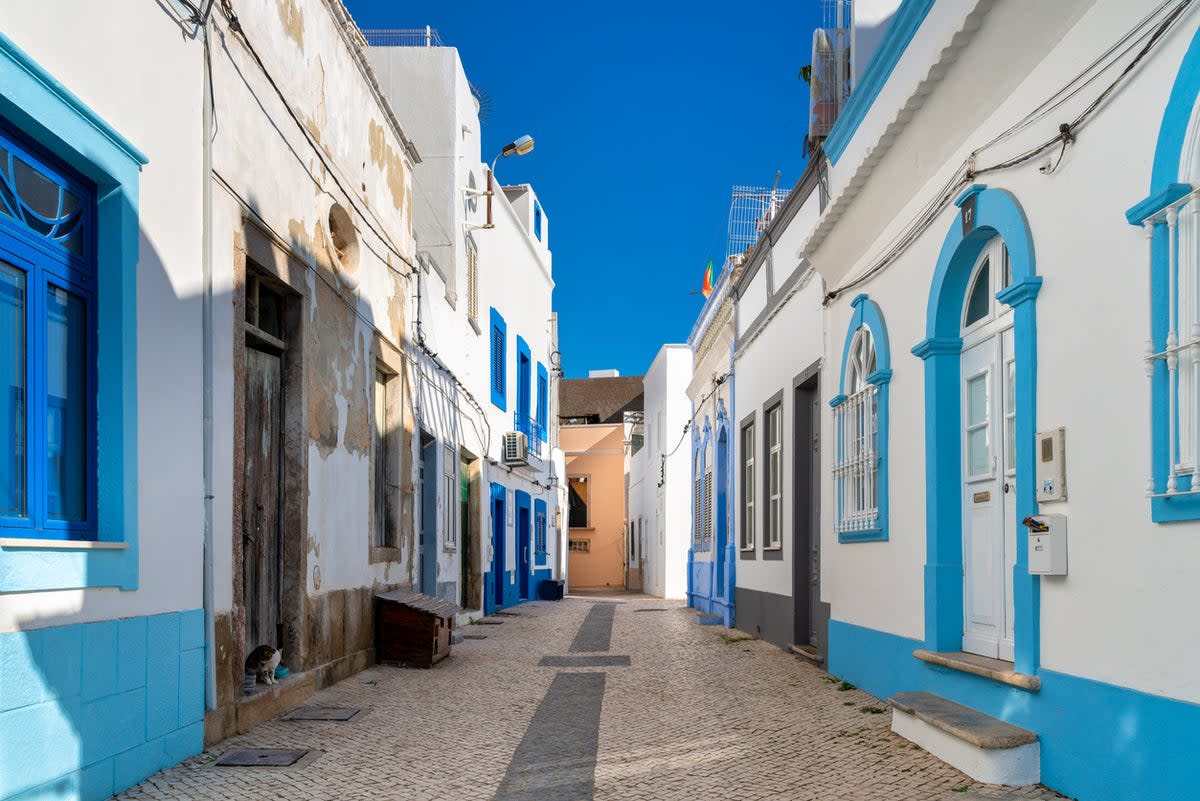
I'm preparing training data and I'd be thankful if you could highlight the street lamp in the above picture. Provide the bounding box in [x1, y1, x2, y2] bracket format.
[486, 134, 535, 228]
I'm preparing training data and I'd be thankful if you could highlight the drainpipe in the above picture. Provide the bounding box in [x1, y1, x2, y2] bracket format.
[200, 14, 217, 712]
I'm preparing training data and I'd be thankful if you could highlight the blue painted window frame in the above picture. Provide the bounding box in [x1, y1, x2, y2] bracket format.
[1125, 25, 1200, 523]
[515, 335, 531, 435]
[534, 497, 547, 561]
[0, 119, 98, 540]
[489, 307, 506, 411]
[0, 32, 146, 591]
[533, 200, 544, 242]
[830, 294, 891, 543]
[535, 362, 548, 443]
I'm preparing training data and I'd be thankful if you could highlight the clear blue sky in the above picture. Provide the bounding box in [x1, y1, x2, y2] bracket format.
[345, 1, 822, 378]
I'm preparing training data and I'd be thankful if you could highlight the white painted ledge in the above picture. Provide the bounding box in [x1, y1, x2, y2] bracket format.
[0, 537, 129, 550]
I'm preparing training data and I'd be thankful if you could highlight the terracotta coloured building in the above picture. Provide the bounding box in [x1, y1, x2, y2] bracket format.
[559, 372, 644, 590]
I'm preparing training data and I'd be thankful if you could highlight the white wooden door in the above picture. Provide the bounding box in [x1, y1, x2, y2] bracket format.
[961, 333, 1014, 659]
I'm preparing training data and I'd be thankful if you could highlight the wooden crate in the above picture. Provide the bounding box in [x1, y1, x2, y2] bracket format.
[374, 590, 461, 668]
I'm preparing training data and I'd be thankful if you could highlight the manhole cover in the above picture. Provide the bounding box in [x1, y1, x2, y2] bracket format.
[284, 707, 362, 721]
[216, 748, 309, 767]
[494, 610, 520, 617]
[634, 608, 668, 612]
[475, 619, 503, 625]
[462, 633, 487, 639]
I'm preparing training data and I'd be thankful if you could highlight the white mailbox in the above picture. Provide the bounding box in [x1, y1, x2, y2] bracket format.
[1024, 514, 1067, 576]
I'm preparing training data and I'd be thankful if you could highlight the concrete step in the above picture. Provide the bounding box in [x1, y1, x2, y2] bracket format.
[788, 643, 823, 666]
[889, 691, 1039, 786]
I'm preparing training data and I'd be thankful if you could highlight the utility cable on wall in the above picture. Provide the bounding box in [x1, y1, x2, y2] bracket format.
[658, 372, 730, 489]
[210, 1, 511, 463]
[824, 0, 1194, 304]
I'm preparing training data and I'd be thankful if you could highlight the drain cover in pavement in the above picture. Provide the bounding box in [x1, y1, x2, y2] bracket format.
[462, 633, 488, 639]
[284, 707, 362, 721]
[475, 619, 504, 625]
[216, 748, 309, 767]
[634, 608, 668, 612]
[494, 610, 521, 616]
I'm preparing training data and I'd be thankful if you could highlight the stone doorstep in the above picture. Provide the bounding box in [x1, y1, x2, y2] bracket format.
[788, 643, 824, 666]
[889, 692, 1037, 749]
[913, 649, 1041, 692]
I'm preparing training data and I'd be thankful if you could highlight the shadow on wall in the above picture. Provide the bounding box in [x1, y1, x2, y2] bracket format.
[2, 209, 211, 801]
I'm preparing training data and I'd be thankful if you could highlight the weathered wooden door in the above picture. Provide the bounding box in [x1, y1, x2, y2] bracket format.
[243, 346, 283, 653]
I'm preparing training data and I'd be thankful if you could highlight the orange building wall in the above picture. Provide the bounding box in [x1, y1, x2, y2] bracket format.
[561, 423, 626, 589]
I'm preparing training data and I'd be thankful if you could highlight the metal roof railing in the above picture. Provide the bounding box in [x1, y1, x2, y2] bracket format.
[360, 26, 444, 47]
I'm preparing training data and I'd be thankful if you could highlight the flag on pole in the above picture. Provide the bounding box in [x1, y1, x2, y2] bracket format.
[701, 260, 714, 298]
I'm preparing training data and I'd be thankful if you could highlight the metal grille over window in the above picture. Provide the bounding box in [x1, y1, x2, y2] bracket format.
[1140, 190, 1200, 497]
[703, 468, 713, 546]
[693, 458, 703, 544]
[833, 328, 881, 533]
[466, 240, 478, 322]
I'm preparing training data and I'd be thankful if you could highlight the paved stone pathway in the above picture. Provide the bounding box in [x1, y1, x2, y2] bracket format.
[115, 594, 1067, 800]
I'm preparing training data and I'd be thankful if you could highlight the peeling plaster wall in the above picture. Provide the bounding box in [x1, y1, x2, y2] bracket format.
[206, 0, 418, 709]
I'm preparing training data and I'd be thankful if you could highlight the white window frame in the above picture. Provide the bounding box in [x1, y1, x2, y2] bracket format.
[765, 404, 783, 550]
[741, 420, 755, 550]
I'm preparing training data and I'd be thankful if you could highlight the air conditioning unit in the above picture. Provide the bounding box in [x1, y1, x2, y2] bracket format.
[502, 431, 529, 466]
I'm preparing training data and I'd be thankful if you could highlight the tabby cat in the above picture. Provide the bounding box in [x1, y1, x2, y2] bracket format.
[245, 645, 282, 686]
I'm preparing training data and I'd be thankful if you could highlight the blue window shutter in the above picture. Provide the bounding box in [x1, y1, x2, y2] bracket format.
[489, 308, 507, 410]
[515, 336, 531, 433]
[536, 362, 548, 441]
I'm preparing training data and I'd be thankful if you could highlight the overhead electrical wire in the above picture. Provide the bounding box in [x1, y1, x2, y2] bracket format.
[658, 372, 730, 488]
[207, 2, 504, 460]
[824, 0, 1194, 304]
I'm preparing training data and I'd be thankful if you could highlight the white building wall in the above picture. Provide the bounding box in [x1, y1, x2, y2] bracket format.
[0, 1, 205, 632]
[816, 0, 1200, 704]
[733, 272, 825, 600]
[642, 345, 692, 598]
[368, 43, 561, 610]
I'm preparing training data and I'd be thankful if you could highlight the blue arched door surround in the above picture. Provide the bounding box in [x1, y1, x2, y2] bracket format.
[912, 185, 1043, 674]
[715, 424, 729, 597]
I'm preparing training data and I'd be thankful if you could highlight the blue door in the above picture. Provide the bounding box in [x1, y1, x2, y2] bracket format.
[420, 436, 438, 595]
[490, 483, 506, 611]
[515, 490, 532, 600]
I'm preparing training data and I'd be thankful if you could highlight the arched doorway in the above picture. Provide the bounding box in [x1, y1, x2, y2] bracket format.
[913, 185, 1042, 673]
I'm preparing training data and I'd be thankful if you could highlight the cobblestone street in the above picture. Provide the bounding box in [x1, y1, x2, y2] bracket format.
[116, 595, 1063, 801]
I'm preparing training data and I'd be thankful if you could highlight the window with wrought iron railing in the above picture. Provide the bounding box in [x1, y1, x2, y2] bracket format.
[833, 329, 880, 535]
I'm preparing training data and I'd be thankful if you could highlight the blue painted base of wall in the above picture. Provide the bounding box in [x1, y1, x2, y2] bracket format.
[687, 555, 733, 627]
[828, 619, 1200, 801]
[0, 609, 205, 801]
[483, 568, 552, 615]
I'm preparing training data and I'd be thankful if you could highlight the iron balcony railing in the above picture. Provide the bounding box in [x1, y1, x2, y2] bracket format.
[513, 412, 547, 457]
[360, 27, 444, 47]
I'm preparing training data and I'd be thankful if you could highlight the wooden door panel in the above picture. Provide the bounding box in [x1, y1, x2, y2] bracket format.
[243, 347, 282, 652]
